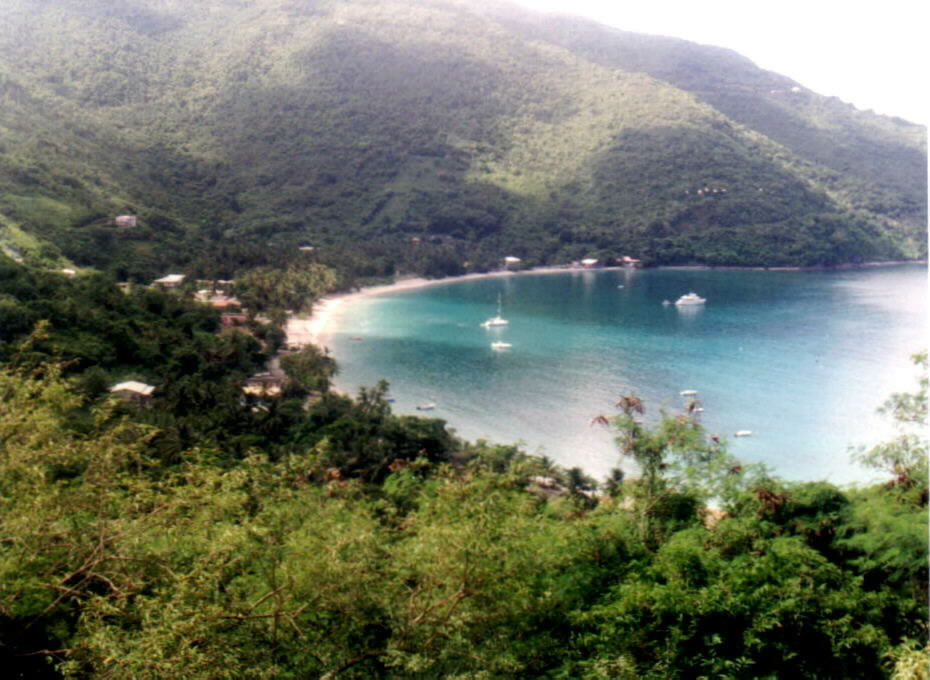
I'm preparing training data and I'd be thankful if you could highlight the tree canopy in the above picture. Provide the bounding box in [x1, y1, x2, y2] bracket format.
[0, 344, 926, 678]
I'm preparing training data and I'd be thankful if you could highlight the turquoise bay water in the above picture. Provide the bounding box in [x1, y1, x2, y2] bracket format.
[327, 266, 927, 485]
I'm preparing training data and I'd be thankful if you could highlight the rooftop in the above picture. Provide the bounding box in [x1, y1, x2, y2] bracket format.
[109, 381, 155, 396]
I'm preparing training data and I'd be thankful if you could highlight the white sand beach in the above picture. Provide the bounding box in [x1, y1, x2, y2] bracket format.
[283, 258, 923, 349]
[284, 266, 601, 350]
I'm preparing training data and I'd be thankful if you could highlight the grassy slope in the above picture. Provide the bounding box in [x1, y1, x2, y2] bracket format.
[0, 0, 925, 278]
[497, 10, 928, 248]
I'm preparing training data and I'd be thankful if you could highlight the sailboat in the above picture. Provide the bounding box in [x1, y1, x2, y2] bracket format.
[481, 293, 509, 328]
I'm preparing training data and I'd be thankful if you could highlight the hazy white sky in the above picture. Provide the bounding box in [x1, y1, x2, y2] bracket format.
[511, 0, 927, 125]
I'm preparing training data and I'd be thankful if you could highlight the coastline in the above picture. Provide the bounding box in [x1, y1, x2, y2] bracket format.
[279, 261, 927, 487]
[285, 258, 927, 349]
[286, 265, 598, 349]
[657, 259, 926, 272]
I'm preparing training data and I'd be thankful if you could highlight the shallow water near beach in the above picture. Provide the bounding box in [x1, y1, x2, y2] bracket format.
[326, 265, 927, 485]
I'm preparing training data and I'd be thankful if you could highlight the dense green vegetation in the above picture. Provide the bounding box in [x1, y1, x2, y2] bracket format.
[0, 357, 926, 678]
[0, 257, 927, 678]
[0, 0, 926, 282]
[0, 0, 927, 675]
[0, 255, 419, 464]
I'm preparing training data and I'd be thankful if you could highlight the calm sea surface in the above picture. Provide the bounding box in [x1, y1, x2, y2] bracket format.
[326, 266, 927, 485]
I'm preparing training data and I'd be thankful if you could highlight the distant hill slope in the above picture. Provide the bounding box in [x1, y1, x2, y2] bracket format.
[0, 0, 925, 280]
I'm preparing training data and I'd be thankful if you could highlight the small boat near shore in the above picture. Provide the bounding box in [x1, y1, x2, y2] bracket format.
[416, 402, 437, 411]
[735, 430, 753, 437]
[491, 341, 512, 351]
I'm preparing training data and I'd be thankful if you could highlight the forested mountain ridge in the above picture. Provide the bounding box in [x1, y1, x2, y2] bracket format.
[0, 0, 925, 281]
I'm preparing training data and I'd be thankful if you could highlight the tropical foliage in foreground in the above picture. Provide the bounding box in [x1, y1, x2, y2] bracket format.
[1, 345, 926, 678]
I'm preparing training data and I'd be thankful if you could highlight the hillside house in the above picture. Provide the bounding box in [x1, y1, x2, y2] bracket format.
[113, 215, 138, 228]
[195, 280, 236, 297]
[242, 372, 283, 397]
[109, 381, 155, 405]
[196, 290, 241, 309]
[210, 296, 241, 309]
[220, 312, 249, 327]
[153, 274, 185, 289]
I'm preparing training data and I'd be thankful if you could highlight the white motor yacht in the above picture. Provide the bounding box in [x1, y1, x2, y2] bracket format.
[675, 292, 706, 306]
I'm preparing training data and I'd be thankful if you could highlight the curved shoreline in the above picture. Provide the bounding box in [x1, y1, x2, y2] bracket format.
[286, 259, 927, 349]
[286, 265, 597, 349]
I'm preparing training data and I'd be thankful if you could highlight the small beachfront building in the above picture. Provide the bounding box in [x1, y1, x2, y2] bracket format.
[195, 290, 241, 309]
[153, 274, 185, 289]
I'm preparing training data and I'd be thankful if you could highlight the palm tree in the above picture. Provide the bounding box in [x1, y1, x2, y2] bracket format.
[616, 393, 644, 416]
[604, 467, 625, 498]
[565, 467, 598, 507]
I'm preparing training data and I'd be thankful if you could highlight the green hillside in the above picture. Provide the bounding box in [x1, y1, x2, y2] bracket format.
[0, 0, 925, 281]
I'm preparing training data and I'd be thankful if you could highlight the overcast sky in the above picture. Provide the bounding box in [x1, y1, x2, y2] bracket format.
[511, 0, 927, 126]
